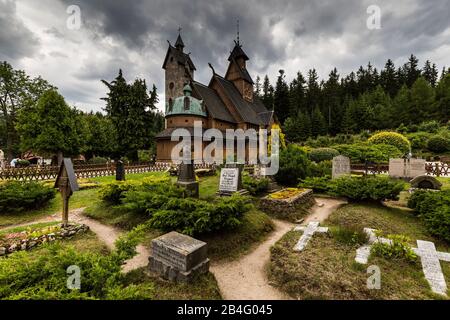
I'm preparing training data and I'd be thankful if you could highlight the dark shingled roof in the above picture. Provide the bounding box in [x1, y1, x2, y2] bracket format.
[175, 34, 184, 49]
[162, 45, 196, 71]
[228, 43, 249, 61]
[229, 58, 253, 84]
[215, 75, 268, 126]
[156, 127, 205, 139]
[192, 81, 236, 124]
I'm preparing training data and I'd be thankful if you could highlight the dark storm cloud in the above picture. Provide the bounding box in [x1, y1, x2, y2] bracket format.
[2, 0, 450, 112]
[0, 0, 39, 60]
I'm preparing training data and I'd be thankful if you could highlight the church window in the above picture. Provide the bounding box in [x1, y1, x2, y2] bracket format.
[184, 97, 190, 110]
[169, 82, 174, 90]
[168, 98, 173, 112]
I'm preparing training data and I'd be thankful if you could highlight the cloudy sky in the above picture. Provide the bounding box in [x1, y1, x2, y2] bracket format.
[1, 0, 450, 112]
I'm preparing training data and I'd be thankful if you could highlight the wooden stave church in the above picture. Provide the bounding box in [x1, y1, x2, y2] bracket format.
[155, 32, 275, 162]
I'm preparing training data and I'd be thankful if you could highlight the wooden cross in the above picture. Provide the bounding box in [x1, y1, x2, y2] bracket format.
[293, 222, 328, 252]
[54, 158, 79, 227]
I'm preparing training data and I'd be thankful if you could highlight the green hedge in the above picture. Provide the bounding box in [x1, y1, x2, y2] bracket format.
[242, 174, 270, 196]
[427, 135, 450, 153]
[333, 143, 402, 163]
[0, 181, 55, 213]
[308, 147, 339, 163]
[275, 144, 312, 186]
[407, 190, 450, 242]
[148, 195, 252, 236]
[298, 176, 333, 193]
[368, 131, 410, 154]
[330, 176, 405, 202]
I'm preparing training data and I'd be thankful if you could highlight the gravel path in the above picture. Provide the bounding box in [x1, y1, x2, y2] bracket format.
[210, 197, 347, 300]
[1, 208, 149, 273]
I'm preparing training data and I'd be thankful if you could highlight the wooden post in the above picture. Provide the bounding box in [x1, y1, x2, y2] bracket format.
[54, 158, 79, 228]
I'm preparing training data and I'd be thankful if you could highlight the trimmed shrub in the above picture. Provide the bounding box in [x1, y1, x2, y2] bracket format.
[368, 131, 411, 154]
[298, 176, 333, 193]
[427, 135, 450, 153]
[88, 157, 109, 164]
[275, 144, 312, 186]
[308, 147, 339, 163]
[148, 194, 252, 236]
[406, 132, 433, 151]
[308, 160, 332, 177]
[242, 174, 269, 196]
[99, 181, 137, 205]
[407, 190, 450, 242]
[417, 120, 440, 133]
[334, 143, 402, 163]
[0, 181, 55, 213]
[331, 176, 405, 202]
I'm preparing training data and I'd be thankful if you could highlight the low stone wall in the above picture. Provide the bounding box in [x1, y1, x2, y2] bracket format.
[259, 189, 315, 219]
[0, 224, 89, 257]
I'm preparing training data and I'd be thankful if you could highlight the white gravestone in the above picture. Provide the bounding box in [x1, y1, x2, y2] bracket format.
[293, 221, 329, 252]
[412, 240, 450, 296]
[355, 229, 450, 296]
[219, 168, 239, 193]
[389, 158, 426, 179]
[332, 155, 351, 179]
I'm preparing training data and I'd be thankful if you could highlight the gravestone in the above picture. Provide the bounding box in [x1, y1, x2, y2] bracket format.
[389, 158, 426, 179]
[332, 155, 351, 179]
[410, 175, 442, 190]
[218, 163, 248, 196]
[54, 158, 79, 227]
[293, 222, 328, 251]
[148, 231, 209, 283]
[176, 145, 199, 198]
[115, 160, 125, 181]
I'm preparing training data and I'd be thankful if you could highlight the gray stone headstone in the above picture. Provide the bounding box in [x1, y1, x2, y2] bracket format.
[332, 155, 351, 179]
[219, 168, 239, 193]
[389, 158, 426, 179]
[149, 231, 209, 282]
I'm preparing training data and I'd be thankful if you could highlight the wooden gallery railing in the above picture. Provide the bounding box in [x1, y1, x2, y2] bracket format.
[0, 162, 173, 181]
[350, 163, 390, 175]
[425, 162, 449, 177]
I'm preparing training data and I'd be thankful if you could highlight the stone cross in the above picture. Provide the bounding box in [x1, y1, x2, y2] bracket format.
[293, 221, 328, 252]
[355, 229, 450, 296]
[412, 240, 450, 296]
[355, 228, 392, 264]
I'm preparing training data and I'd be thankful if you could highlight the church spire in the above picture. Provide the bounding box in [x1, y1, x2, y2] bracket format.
[175, 27, 184, 51]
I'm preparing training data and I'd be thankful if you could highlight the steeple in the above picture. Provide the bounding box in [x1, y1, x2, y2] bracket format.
[175, 27, 184, 51]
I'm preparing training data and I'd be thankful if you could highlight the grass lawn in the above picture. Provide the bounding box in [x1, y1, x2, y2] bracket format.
[269, 203, 450, 299]
[0, 172, 170, 229]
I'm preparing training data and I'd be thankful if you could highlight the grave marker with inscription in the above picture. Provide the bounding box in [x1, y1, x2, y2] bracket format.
[389, 158, 426, 179]
[332, 155, 351, 179]
[148, 231, 209, 283]
[218, 163, 248, 196]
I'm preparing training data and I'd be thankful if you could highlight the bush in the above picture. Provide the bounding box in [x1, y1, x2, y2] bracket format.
[427, 135, 450, 153]
[334, 143, 402, 163]
[331, 176, 405, 202]
[99, 181, 137, 205]
[88, 157, 109, 164]
[407, 190, 450, 242]
[0, 181, 55, 213]
[368, 131, 411, 154]
[275, 144, 312, 186]
[417, 120, 440, 133]
[148, 195, 252, 236]
[298, 176, 333, 193]
[16, 160, 30, 167]
[308, 160, 332, 177]
[242, 174, 269, 196]
[308, 147, 339, 163]
[371, 233, 417, 263]
[406, 132, 433, 151]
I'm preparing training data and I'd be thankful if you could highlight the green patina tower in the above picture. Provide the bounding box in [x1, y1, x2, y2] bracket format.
[166, 84, 206, 117]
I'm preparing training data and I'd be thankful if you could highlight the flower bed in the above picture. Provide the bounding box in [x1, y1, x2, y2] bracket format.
[0, 223, 89, 256]
[259, 188, 315, 220]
